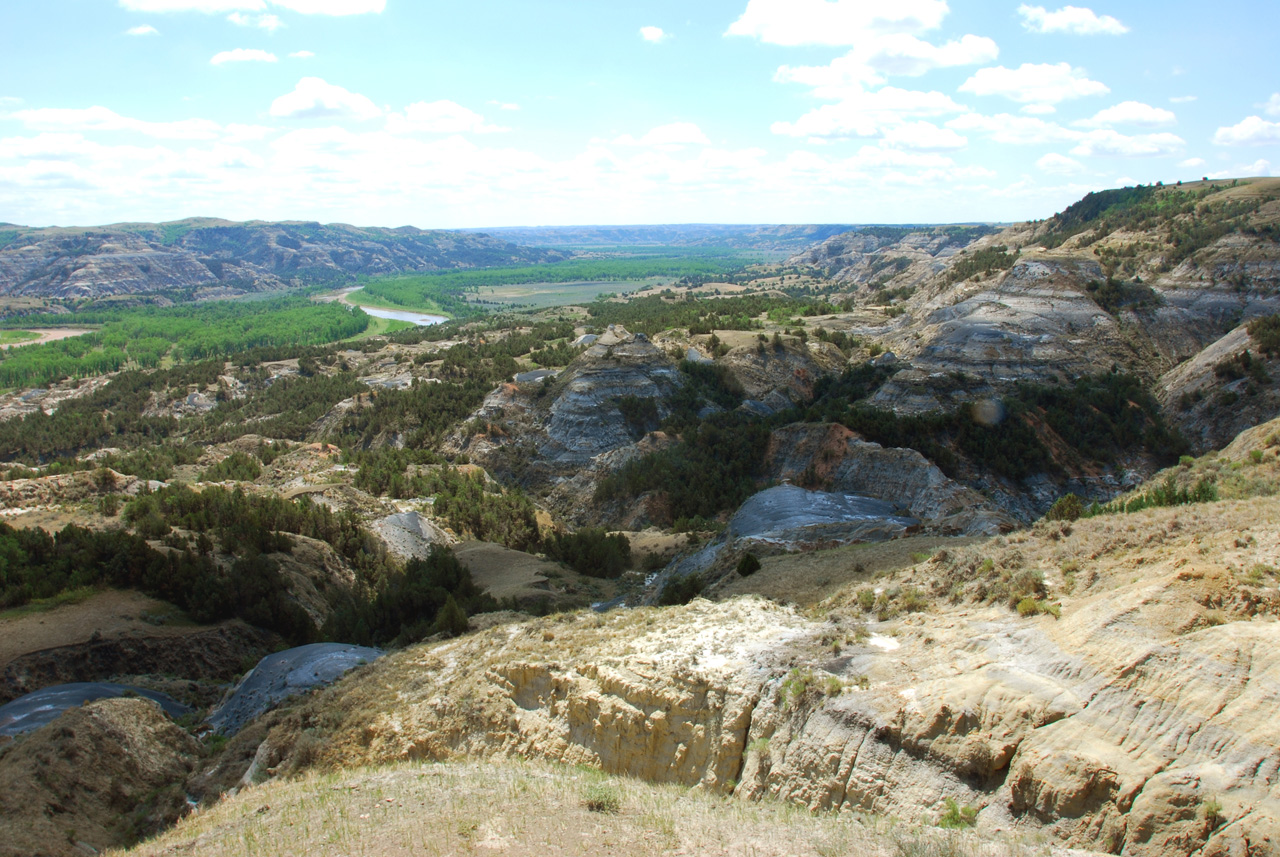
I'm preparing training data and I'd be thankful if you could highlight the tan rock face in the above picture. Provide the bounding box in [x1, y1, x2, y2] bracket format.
[237, 496, 1280, 857]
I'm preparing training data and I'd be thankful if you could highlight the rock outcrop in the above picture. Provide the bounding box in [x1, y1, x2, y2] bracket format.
[221, 473, 1280, 857]
[766, 423, 1015, 536]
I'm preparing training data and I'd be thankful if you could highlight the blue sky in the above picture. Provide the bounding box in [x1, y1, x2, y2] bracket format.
[1, 0, 1277, 228]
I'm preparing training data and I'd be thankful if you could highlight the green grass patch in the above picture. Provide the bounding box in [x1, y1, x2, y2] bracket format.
[0, 586, 99, 621]
[0, 330, 40, 346]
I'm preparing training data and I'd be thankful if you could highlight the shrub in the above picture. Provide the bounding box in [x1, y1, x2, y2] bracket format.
[201, 451, 262, 483]
[1045, 493, 1084, 522]
[583, 783, 621, 814]
[658, 572, 705, 606]
[937, 798, 978, 829]
[543, 528, 631, 579]
[736, 553, 762, 577]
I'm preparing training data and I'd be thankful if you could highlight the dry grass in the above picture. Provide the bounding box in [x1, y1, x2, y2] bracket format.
[117, 759, 1051, 857]
[0, 589, 198, 671]
[717, 535, 979, 606]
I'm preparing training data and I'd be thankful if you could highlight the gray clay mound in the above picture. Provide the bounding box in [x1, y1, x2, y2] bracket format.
[729, 484, 919, 543]
[206, 643, 382, 735]
[0, 682, 191, 737]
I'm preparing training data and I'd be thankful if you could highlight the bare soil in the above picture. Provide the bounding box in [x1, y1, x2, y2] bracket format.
[715, 534, 980, 606]
[0, 590, 194, 672]
[454, 541, 619, 610]
[0, 328, 93, 350]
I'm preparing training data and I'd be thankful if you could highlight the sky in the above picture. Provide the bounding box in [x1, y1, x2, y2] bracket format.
[1, 0, 1278, 229]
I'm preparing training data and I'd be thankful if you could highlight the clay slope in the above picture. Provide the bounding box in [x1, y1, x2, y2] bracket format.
[798, 180, 1280, 421]
[0, 219, 564, 299]
[213, 449, 1280, 856]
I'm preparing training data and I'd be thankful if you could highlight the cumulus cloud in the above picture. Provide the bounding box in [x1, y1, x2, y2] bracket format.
[228, 12, 284, 30]
[269, 0, 384, 13]
[1036, 153, 1086, 174]
[1262, 94, 1280, 117]
[959, 62, 1109, 104]
[772, 86, 967, 138]
[613, 122, 712, 148]
[1069, 130, 1184, 157]
[126, 24, 160, 35]
[1170, 95, 1196, 104]
[211, 48, 278, 65]
[777, 33, 998, 96]
[289, 50, 314, 58]
[119, 0, 266, 10]
[488, 101, 520, 111]
[726, 0, 949, 46]
[1075, 101, 1176, 128]
[1017, 5, 1129, 35]
[1213, 116, 1280, 146]
[880, 121, 967, 151]
[947, 113, 1079, 145]
[269, 77, 382, 121]
[386, 101, 509, 135]
[11, 106, 223, 140]
[119, 0, 383, 13]
[640, 26, 667, 43]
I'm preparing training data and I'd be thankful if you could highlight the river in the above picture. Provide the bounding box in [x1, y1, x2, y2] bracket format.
[337, 288, 447, 327]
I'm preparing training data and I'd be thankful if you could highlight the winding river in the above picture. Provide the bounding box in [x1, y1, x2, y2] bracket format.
[338, 288, 447, 327]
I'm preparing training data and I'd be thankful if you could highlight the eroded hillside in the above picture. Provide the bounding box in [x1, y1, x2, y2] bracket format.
[0, 219, 565, 300]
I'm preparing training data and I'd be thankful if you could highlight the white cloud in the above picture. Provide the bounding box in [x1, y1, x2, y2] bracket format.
[880, 121, 967, 151]
[488, 101, 520, 111]
[1170, 95, 1196, 104]
[0, 96, 22, 106]
[228, 12, 284, 30]
[613, 122, 712, 148]
[959, 63, 1109, 104]
[947, 113, 1078, 145]
[1262, 94, 1280, 117]
[726, 0, 949, 47]
[119, 0, 265, 10]
[1178, 158, 1205, 168]
[1075, 101, 1176, 128]
[1208, 160, 1273, 180]
[269, 77, 382, 121]
[126, 25, 160, 35]
[773, 86, 967, 138]
[1017, 5, 1129, 35]
[1036, 152, 1085, 174]
[640, 26, 667, 43]
[211, 48, 278, 65]
[386, 101, 508, 135]
[118, 0, 383, 12]
[11, 106, 223, 140]
[1070, 130, 1185, 157]
[269, 0, 384, 13]
[1213, 116, 1280, 146]
[289, 50, 314, 58]
[1021, 103, 1056, 115]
